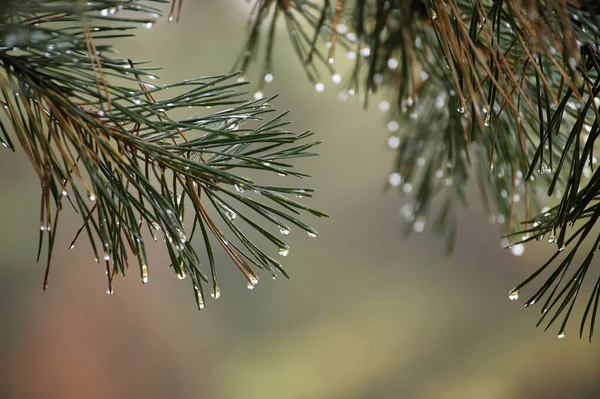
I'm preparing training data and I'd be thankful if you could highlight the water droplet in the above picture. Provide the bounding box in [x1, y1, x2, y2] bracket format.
[279, 247, 290, 257]
[347, 51, 356, 60]
[88, 192, 97, 202]
[402, 183, 413, 193]
[542, 206, 550, 215]
[235, 184, 245, 193]
[331, 74, 342, 84]
[176, 228, 187, 244]
[143, 22, 154, 29]
[457, 98, 466, 113]
[509, 289, 519, 300]
[151, 221, 161, 231]
[173, 268, 185, 279]
[254, 91, 263, 100]
[222, 204, 237, 220]
[484, 113, 491, 126]
[510, 243, 525, 256]
[558, 332, 565, 339]
[61, 190, 68, 197]
[387, 120, 399, 132]
[69, 243, 75, 250]
[336, 23, 348, 34]
[388, 172, 402, 186]
[525, 298, 536, 307]
[279, 227, 290, 235]
[132, 97, 142, 105]
[431, 11, 437, 20]
[413, 217, 426, 233]
[387, 58, 399, 70]
[307, 231, 317, 238]
[315, 82, 325, 93]
[400, 203, 414, 221]
[247, 283, 255, 290]
[211, 286, 221, 299]
[264, 73, 273, 83]
[141, 263, 149, 284]
[101, 8, 110, 16]
[387, 136, 400, 149]
[106, 288, 113, 295]
[196, 289, 205, 309]
[360, 47, 371, 57]
[327, 57, 334, 65]
[103, 253, 110, 261]
[378, 101, 390, 112]
[435, 95, 445, 109]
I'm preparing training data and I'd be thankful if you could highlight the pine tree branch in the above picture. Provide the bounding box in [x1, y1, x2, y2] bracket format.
[0, 0, 326, 307]
[237, 0, 600, 338]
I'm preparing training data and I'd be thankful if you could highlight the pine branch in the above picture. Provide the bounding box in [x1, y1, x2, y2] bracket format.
[0, 0, 326, 307]
[236, 0, 600, 338]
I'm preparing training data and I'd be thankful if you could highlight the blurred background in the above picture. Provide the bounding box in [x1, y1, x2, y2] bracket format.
[2, 1, 600, 398]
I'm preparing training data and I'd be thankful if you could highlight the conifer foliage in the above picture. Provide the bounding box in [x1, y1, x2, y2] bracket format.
[0, 0, 326, 309]
[236, 0, 600, 339]
[5, 0, 600, 339]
